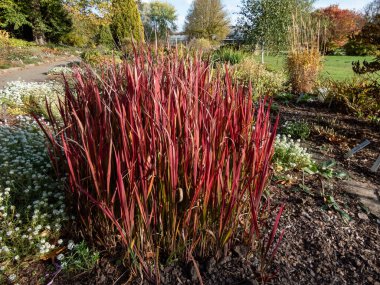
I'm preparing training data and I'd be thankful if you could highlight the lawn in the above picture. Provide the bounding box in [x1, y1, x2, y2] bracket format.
[255, 55, 375, 81]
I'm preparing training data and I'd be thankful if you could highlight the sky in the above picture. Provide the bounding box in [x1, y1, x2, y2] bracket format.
[143, 0, 373, 31]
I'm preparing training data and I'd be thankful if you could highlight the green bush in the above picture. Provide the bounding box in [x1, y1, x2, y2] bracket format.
[326, 77, 380, 118]
[97, 25, 114, 49]
[281, 120, 310, 140]
[231, 58, 287, 97]
[212, 48, 246, 65]
[344, 38, 377, 56]
[329, 48, 346, 56]
[8, 38, 35, 48]
[80, 49, 118, 65]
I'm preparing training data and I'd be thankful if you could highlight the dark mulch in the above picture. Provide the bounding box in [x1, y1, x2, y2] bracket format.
[274, 101, 380, 285]
[278, 101, 380, 185]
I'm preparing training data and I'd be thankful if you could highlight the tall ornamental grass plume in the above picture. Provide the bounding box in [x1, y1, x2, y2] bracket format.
[286, 15, 324, 94]
[37, 49, 283, 281]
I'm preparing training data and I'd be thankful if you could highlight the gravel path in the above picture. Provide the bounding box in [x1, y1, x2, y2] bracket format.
[0, 57, 80, 89]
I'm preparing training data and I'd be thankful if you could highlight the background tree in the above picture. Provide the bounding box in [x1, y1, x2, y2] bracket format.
[184, 0, 230, 42]
[110, 0, 144, 45]
[365, 0, 380, 21]
[238, 0, 313, 62]
[63, 0, 112, 47]
[0, 0, 72, 44]
[0, 0, 29, 33]
[313, 5, 365, 53]
[141, 1, 177, 43]
[352, 7, 380, 74]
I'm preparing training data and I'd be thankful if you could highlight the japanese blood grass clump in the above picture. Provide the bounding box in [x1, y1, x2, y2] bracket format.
[38, 50, 284, 281]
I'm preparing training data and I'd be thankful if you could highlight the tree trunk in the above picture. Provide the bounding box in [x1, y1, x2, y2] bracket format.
[261, 43, 265, 64]
[31, 0, 46, 45]
[34, 33, 46, 45]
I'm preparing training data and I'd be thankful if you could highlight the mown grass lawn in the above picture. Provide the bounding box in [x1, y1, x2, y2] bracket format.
[254, 55, 375, 81]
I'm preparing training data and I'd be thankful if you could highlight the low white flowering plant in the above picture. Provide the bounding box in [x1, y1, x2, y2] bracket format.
[273, 134, 314, 172]
[0, 116, 68, 283]
[0, 81, 63, 118]
[47, 66, 73, 76]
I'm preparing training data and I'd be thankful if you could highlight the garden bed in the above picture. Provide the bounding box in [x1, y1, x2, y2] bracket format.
[275, 100, 380, 284]
[1, 54, 379, 284]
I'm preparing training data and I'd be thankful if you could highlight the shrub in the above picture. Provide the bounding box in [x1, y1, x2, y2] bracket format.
[0, 30, 10, 47]
[0, 81, 63, 118]
[8, 38, 35, 48]
[80, 50, 118, 66]
[329, 48, 346, 56]
[62, 31, 90, 48]
[281, 120, 310, 140]
[344, 38, 377, 56]
[0, 116, 68, 283]
[212, 48, 246, 65]
[273, 134, 314, 172]
[187, 38, 216, 53]
[231, 58, 287, 97]
[325, 77, 380, 118]
[97, 25, 115, 49]
[38, 50, 284, 279]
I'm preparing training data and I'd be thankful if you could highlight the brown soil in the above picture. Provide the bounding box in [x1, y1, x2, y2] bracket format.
[275, 101, 380, 285]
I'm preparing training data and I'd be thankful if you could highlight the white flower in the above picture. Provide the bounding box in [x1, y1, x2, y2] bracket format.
[57, 253, 65, 260]
[67, 241, 75, 250]
[9, 274, 16, 281]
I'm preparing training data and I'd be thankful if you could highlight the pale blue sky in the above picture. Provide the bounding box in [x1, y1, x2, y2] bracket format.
[143, 0, 372, 31]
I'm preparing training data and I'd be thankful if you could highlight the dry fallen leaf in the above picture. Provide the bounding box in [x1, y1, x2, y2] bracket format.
[40, 246, 65, 261]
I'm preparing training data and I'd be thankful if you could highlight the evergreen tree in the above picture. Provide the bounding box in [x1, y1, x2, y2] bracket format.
[97, 24, 114, 47]
[110, 0, 144, 45]
[184, 0, 230, 41]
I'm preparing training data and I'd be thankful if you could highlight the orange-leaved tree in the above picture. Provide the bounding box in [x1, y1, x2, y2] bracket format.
[313, 5, 366, 53]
